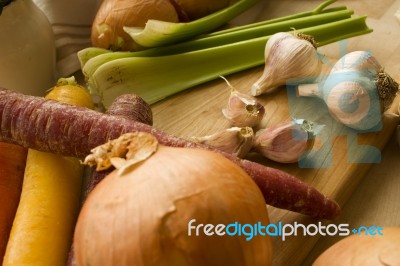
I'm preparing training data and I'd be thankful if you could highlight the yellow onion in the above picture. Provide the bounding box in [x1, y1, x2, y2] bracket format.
[91, 0, 231, 51]
[74, 132, 273, 266]
[313, 227, 400, 266]
[91, 0, 181, 51]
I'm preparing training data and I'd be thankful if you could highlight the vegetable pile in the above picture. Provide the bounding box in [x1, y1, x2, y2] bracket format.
[79, 0, 373, 107]
[2, 0, 397, 265]
[0, 87, 340, 220]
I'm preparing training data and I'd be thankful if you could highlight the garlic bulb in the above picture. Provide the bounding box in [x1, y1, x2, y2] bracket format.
[251, 32, 322, 96]
[192, 127, 254, 158]
[329, 51, 399, 112]
[298, 51, 399, 131]
[221, 76, 265, 127]
[253, 119, 315, 163]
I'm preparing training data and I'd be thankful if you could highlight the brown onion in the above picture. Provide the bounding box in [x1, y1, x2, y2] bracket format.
[313, 227, 400, 266]
[74, 132, 273, 266]
[91, 0, 180, 51]
[91, 0, 231, 51]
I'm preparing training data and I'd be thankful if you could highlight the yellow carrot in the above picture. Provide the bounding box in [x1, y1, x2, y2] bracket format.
[3, 77, 93, 266]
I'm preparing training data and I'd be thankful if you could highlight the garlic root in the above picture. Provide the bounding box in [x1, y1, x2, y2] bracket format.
[377, 70, 399, 111]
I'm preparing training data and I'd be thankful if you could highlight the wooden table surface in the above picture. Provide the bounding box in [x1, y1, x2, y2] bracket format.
[150, 1, 400, 265]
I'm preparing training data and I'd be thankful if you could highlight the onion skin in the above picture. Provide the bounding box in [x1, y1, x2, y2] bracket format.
[74, 145, 272, 266]
[313, 227, 400, 266]
[91, 0, 180, 51]
[91, 0, 231, 51]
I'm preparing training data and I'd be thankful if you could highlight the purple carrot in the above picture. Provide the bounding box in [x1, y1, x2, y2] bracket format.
[0, 88, 340, 219]
[85, 94, 153, 196]
[67, 93, 154, 266]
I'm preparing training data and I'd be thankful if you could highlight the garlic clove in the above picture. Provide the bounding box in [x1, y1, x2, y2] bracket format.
[192, 127, 254, 158]
[222, 90, 265, 127]
[221, 76, 265, 127]
[253, 120, 314, 163]
[251, 32, 322, 96]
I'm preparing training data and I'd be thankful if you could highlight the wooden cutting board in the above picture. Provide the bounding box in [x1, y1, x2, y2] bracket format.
[150, 1, 400, 265]
[151, 68, 399, 266]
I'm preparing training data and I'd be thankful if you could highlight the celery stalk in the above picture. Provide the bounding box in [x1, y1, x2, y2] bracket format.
[90, 17, 372, 107]
[77, 47, 112, 68]
[78, 0, 343, 66]
[123, 0, 259, 48]
[136, 9, 354, 57]
[207, 0, 346, 37]
[79, 0, 349, 77]
[81, 8, 353, 84]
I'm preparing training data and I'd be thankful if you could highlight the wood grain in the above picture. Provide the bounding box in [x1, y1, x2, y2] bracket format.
[151, 1, 400, 265]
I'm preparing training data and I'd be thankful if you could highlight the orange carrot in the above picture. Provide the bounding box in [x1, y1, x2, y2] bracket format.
[0, 142, 27, 259]
[2, 79, 94, 266]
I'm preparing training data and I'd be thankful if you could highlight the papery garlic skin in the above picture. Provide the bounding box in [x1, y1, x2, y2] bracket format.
[253, 121, 313, 163]
[251, 32, 322, 96]
[220, 76, 265, 127]
[331, 50, 382, 74]
[222, 90, 265, 127]
[192, 127, 254, 158]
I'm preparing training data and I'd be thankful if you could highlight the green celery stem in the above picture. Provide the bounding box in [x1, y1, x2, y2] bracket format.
[130, 0, 259, 47]
[207, 5, 348, 37]
[92, 17, 372, 105]
[136, 9, 354, 57]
